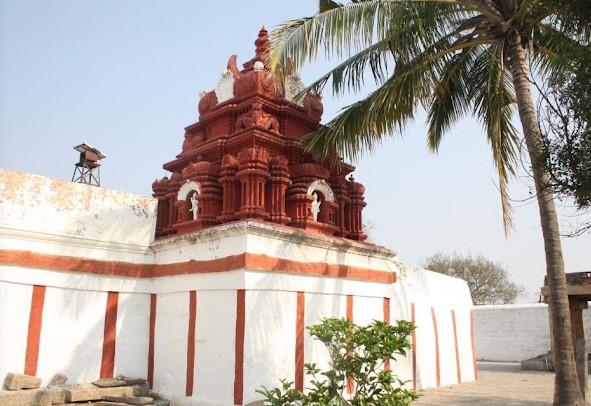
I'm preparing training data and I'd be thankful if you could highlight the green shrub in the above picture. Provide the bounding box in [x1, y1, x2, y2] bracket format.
[257, 317, 418, 405]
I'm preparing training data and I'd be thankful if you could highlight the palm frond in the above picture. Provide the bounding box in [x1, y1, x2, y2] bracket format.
[427, 46, 476, 151]
[269, 0, 470, 83]
[531, 22, 590, 79]
[268, 0, 588, 234]
[269, 1, 384, 82]
[468, 45, 519, 232]
[306, 37, 396, 98]
[319, 0, 343, 12]
[303, 51, 437, 160]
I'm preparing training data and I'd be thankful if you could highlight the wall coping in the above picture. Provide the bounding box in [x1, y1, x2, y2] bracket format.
[151, 219, 397, 260]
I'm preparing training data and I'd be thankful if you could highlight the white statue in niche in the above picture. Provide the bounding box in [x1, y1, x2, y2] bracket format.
[190, 192, 199, 220]
[311, 192, 321, 221]
[253, 61, 264, 72]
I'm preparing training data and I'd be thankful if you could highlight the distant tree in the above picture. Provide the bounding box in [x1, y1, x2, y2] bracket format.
[424, 253, 525, 305]
[538, 44, 591, 236]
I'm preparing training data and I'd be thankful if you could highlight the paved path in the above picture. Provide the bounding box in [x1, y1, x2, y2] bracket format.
[414, 362, 554, 405]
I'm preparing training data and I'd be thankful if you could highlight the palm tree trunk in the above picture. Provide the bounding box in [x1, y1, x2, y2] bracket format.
[509, 37, 584, 405]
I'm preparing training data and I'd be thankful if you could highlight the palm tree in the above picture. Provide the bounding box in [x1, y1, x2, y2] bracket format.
[268, 1, 589, 404]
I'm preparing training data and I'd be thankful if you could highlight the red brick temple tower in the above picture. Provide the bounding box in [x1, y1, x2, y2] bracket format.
[152, 28, 367, 241]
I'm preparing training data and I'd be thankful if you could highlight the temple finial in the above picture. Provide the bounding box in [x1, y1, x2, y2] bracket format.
[254, 26, 269, 63]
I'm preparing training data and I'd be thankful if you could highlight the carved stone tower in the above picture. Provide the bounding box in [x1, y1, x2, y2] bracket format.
[152, 28, 367, 241]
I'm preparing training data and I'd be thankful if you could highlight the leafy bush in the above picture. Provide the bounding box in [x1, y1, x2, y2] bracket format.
[257, 317, 418, 405]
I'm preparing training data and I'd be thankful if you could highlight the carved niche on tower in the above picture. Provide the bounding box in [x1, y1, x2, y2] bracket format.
[152, 27, 367, 241]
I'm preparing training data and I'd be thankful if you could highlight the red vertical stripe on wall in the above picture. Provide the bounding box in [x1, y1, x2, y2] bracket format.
[346, 295, 354, 394]
[234, 289, 245, 405]
[346, 295, 353, 322]
[100, 292, 119, 378]
[383, 297, 391, 371]
[411, 303, 417, 391]
[25, 285, 46, 376]
[186, 291, 197, 396]
[148, 294, 157, 389]
[470, 309, 479, 380]
[383, 297, 390, 324]
[451, 310, 462, 384]
[431, 307, 441, 387]
[295, 292, 305, 391]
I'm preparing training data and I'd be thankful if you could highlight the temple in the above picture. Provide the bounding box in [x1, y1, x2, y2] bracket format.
[152, 28, 367, 241]
[0, 28, 477, 406]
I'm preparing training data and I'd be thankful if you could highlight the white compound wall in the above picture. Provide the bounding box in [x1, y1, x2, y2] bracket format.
[474, 303, 591, 362]
[0, 169, 477, 406]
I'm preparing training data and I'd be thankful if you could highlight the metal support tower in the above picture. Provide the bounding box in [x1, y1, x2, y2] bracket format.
[71, 143, 106, 186]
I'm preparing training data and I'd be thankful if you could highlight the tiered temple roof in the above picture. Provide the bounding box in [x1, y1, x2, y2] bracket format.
[152, 28, 366, 241]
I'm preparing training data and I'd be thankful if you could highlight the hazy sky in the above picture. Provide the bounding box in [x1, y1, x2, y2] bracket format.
[1, 1, 589, 301]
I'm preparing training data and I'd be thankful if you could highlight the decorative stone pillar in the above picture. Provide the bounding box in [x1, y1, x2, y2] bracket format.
[322, 200, 338, 225]
[167, 173, 183, 234]
[285, 183, 309, 228]
[346, 176, 367, 241]
[236, 147, 270, 220]
[267, 155, 291, 224]
[175, 200, 188, 223]
[219, 154, 241, 223]
[152, 177, 169, 237]
[330, 176, 350, 237]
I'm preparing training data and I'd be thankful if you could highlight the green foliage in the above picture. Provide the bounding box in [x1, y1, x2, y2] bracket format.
[537, 42, 591, 236]
[424, 252, 525, 305]
[257, 317, 418, 406]
[541, 45, 591, 208]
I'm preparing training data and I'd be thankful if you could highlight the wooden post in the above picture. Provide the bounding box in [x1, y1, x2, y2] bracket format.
[576, 338, 588, 400]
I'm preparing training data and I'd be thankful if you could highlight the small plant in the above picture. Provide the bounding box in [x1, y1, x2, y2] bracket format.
[257, 317, 418, 405]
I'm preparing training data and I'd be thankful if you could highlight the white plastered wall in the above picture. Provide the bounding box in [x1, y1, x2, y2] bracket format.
[0, 168, 156, 263]
[393, 267, 476, 389]
[152, 291, 189, 397]
[192, 290, 237, 405]
[0, 281, 33, 380]
[115, 293, 151, 378]
[36, 287, 107, 384]
[242, 290, 298, 404]
[0, 169, 477, 405]
[474, 303, 591, 362]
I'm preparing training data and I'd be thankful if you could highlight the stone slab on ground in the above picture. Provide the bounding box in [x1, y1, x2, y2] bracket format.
[0, 387, 66, 406]
[93, 377, 126, 387]
[117, 376, 148, 386]
[521, 358, 552, 372]
[103, 395, 154, 405]
[131, 382, 150, 397]
[56, 403, 130, 406]
[3, 373, 42, 390]
[47, 373, 68, 387]
[153, 400, 170, 406]
[65, 384, 134, 402]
